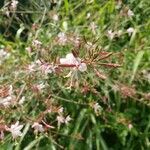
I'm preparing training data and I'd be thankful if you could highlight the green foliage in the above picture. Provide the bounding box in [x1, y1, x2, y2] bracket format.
[0, 0, 150, 150]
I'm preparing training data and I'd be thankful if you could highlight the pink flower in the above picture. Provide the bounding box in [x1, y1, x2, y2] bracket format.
[7, 121, 24, 139]
[57, 32, 67, 45]
[60, 53, 87, 72]
[32, 122, 44, 133]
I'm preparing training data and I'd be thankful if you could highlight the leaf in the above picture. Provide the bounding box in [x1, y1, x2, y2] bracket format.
[130, 51, 145, 83]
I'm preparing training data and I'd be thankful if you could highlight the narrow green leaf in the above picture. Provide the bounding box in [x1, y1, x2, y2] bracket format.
[130, 51, 144, 83]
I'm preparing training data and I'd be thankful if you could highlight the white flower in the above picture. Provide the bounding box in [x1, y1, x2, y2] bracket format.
[27, 63, 37, 73]
[11, 0, 18, 10]
[40, 63, 53, 74]
[78, 63, 87, 72]
[52, 14, 59, 21]
[127, 27, 135, 36]
[90, 22, 97, 34]
[36, 83, 45, 91]
[128, 124, 133, 130]
[57, 32, 67, 45]
[86, 12, 91, 19]
[107, 30, 115, 40]
[0, 49, 10, 65]
[32, 122, 44, 133]
[93, 103, 102, 114]
[8, 121, 23, 139]
[25, 47, 32, 54]
[58, 107, 64, 114]
[19, 96, 25, 105]
[57, 115, 65, 125]
[127, 9, 134, 17]
[60, 53, 87, 72]
[64, 115, 72, 124]
[8, 85, 13, 95]
[0, 96, 13, 107]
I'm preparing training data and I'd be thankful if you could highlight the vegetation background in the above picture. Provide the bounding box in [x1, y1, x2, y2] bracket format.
[0, 0, 150, 149]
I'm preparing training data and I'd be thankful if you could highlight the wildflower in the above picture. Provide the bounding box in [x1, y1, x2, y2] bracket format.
[0, 85, 14, 107]
[57, 115, 65, 125]
[32, 83, 46, 93]
[27, 63, 36, 73]
[0, 96, 13, 107]
[25, 47, 32, 54]
[107, 30, 115, 40]
[64, 115, 72, 125]
[52, 14, 59, 21]
[57, 32, 67, 45]
[40, 63, 54, 75]
[32, 122, 44, 133]
[127, 9, 134, 17]
[128, 124, 133, 130]
[78, 63, 87, 72]
[0, 49, 10, 65]
[93, 103, 102, 114]
[58, 107, 64, 114]
[60, 53, 87, 72]
[90, 22, 97, 34]
[7, 121, 23, 139]
[86, 12, 91, 19]
[85, 42, 96, 50]
[32, 40, 42, 48]
[69, 36, 80, 47]
[36, 83, 45, 91]
[127, 27, 134, 36]
[18, 96, 25, 105]
[10, 0, 18, 10]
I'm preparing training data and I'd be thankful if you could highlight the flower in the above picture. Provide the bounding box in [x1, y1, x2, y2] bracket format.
[58, 107, 64, 114]
[32, 40, 42, 48]
[32, 122, 44, 133]
[60, 53, 87, 72]
[0, 85, 14, 107]
[0, 49, 10, 65]
[127, 9, 134, 17]
[52, 14, 59, 21]
[40, 63, 54, 74]
[57, 115, 65, 125]
[57, 32, 67, 45]
[86, 12, 91, 19]
[10, 0, 18, 10]
[89, 22, 97, 34]
[7, 121, 24, 139]
[36, 83, 45, 91]
[128, 124, 133, 130]
[93, 103, 102, 114]
[27, 63, 36, 73]
[127, 27, 135, 36]
[64, 115, 72, 124]
[18, 96, 25, 105]
[107, 30, 115, 40]
[0, 96, 13, 107]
